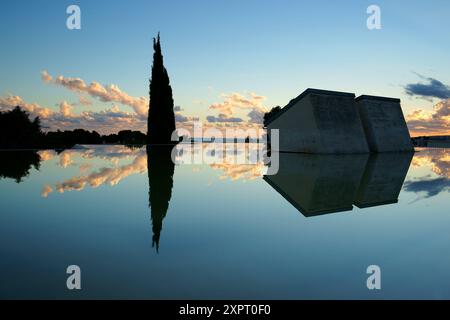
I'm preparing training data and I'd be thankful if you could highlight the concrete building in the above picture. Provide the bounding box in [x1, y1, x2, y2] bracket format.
[265, 89, 369, 154]
[265, 88, 414, 154]
[356, 95, 413, 152]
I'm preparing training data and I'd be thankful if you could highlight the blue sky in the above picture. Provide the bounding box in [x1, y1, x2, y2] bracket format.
[0, 0, 449, 134]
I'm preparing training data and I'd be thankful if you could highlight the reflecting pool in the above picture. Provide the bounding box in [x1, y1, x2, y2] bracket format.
[0, 145, 449, 299]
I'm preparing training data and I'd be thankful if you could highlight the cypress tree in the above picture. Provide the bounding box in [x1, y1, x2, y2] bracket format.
[147, 33, 176, 144]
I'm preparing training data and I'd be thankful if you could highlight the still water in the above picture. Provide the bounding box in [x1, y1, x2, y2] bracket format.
[0, 144, 449, 299]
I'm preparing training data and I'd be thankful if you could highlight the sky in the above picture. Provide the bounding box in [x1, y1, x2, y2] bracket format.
[0, 0, 449, 136]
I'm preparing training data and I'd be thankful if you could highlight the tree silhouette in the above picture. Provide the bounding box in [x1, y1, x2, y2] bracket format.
[147, 33, 177, 144]
[0, 107, 43, 148]
[147, 145, 175, 252]
[263, 106, 282, 127]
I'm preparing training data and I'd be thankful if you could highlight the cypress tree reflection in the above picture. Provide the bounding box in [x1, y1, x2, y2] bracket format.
[146, 145, 175, 252]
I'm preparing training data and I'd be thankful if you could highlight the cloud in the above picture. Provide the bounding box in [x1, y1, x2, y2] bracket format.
[0, 94, 146, 134]
[175, 113, 189, 122]
[176, 113, 199, 123]
[209, 92, 266, 115]
[173, 106, 199, 123]
[37, 71, 197, 130]
[207, 92, 267, 124]
[406, 99, 450, 136]
[7, 71, 249, 134]
[247, 108, 265, 124]
[78, 95, 92, 106]
[405, 74, 450, 100]
[0, 92, 195, 134]
[43, 71, 149, 117]
[0, 95, 54, 119]
[41, 70, 53, 83]
[59, 101, 73, 117]
[207, 113, 243, 123]
[68, 107, 146, 133]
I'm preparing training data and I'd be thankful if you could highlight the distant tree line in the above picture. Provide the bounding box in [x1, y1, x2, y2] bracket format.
[412, 135, 450, 148]
[0, 106, 147, 149]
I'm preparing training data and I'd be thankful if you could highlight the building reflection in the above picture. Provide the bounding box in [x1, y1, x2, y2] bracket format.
[355, 153, 414, 208]
[264, 152, 413, 217]
[146, 146, 175, 252]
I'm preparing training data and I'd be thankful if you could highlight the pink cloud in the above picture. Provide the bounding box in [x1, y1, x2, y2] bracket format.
[43, 71, 149, 117]
[406, 99, 450, 136]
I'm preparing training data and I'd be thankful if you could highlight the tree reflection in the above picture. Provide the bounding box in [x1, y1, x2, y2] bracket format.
[0, 151, 41, 183]
[146, 146, 175, 252]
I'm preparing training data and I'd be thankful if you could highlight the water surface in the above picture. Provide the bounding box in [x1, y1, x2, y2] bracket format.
[0, 145, 449, 299]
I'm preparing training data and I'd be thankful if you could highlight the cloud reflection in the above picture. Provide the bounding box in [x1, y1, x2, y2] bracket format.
[210, 163, 264, 181]
[403, 177, 449, 199]
[412, 148, 450, 179]
[42, 147, 147, 197]
[41, 144, 269, 197]
[404, 149, 450, 199]
[55, 151, 147, 194]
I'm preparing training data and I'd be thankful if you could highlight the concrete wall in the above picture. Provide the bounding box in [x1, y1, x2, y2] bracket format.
[267, 89, 369, 154]
[267, 93, 319, 153]
[311, 93, 370, 154]
[356, 95, 414, 152]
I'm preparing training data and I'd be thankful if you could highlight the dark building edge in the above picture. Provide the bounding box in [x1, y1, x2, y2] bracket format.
[265, 88, 355, 127]
[355, 95, 400, 103]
